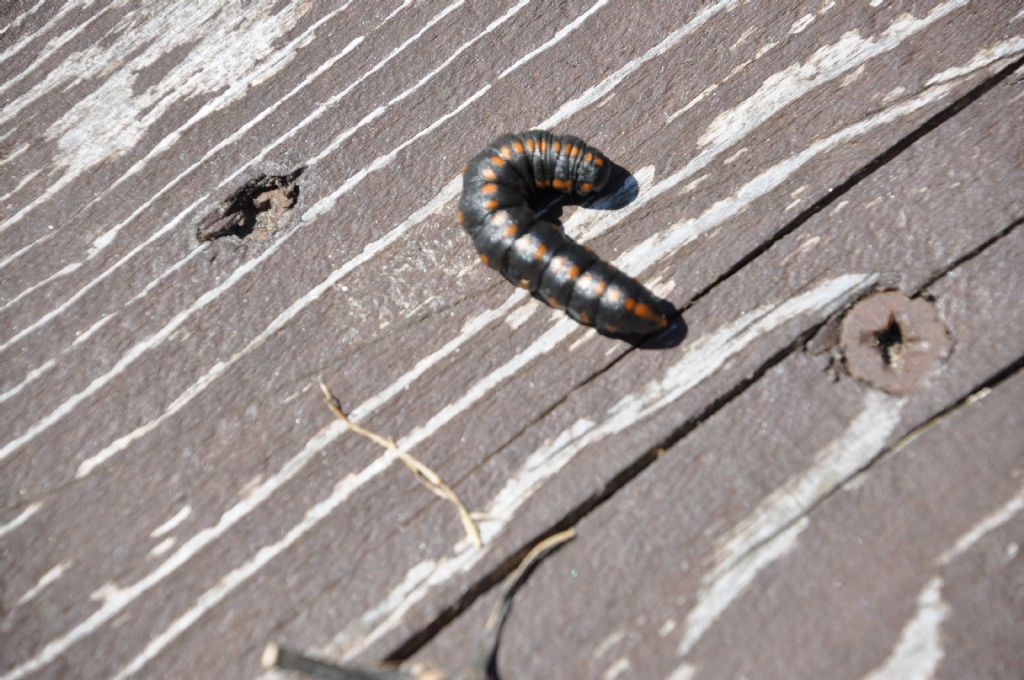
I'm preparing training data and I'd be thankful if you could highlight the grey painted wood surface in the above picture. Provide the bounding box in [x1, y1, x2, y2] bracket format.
[1, 2, 1021, 679]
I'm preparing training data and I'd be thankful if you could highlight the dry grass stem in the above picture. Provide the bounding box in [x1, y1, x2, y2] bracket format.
[319, 380, 482, 549]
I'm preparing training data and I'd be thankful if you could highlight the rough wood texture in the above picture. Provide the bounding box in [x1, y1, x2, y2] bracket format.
[416, 225, 1024, 679]
[1, 2, 1021, 679]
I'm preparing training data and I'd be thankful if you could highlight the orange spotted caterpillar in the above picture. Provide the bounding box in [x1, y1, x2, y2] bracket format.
[457, 130, 668, 335]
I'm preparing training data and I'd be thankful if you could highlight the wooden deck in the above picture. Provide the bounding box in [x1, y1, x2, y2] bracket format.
[1, 2, 1022, 678]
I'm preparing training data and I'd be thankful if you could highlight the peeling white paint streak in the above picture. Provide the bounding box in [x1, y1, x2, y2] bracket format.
[87, 4, 360, 243]
[0, 6, 366, 284]
[665, 664, 697, 680]
[0, 202, 205, 354]
[790, 13, 815, 34]
[0, 502, 41, 538]
[676, 390, 904, 657]
[0, 169, 41, 207]
[623, 79, 958, 277]
[0, 0, 393, 294]
[16, 561, 72, 608]
[925, 35, 1024, 86]
[675, 518, 809, 661]
[710, 391, 905, 586]
[603, 656, 632, 680]
[0, 2, 105, 91]
[0, 215, 303, 464]
[106, 451, 399, 680]
[937, 484, 1024, 566]
[699, 0, 969, 147]
[150, 505, 191, 539]
[862, 577, 949, 680]
[538, 0, 739, 130]
[0, 225, 51, 272]
[0, 262, 81, 313]
[0, 419, 346, 680]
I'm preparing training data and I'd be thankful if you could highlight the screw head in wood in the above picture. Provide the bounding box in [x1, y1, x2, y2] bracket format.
[839, 291, 949, 395]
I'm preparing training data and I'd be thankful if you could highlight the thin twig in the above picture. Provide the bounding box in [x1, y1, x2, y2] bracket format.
[262, 643, 440, 680]
[261, 529, 576, 680]
[472, 528, 577, 679]
[319, 380, 482, 549]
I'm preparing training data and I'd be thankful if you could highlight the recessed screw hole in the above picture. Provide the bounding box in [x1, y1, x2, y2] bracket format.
[197, 167, 304, 241]
[871, 314, 904, 367]
[840, 291, 950, 395]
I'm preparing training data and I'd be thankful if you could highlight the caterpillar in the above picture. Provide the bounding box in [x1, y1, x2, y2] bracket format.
[457, 130, 668, 336]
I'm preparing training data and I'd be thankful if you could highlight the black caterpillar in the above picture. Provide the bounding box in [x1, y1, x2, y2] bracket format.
[458, 130, 668, 335]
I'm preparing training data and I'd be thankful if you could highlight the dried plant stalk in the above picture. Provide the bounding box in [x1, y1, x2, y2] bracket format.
[319, 380, 482, 549]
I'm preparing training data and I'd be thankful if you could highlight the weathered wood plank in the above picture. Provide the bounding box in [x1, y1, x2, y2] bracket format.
[336, 51, 1024, 669]
[1, 2, 1021, 679]
[414, 228, 1024, 679]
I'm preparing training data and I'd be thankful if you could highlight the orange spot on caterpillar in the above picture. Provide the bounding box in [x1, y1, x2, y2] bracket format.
[593, 279, 608, 296]
[481, 183, 498, 194]
[526, 138, 536, 152]
[456, 210, 464, 225]
[480, 254, 490, 266]
[594, 157, 605, 167]
[584, 151, 593, 162]
[578, 182, 594, 193]
[483, 199, 499, 210]
[533, 244, 547, 261]
[568, 145, 579, 157]
[578, 311, 591, 325]
[490, 155, 505, 166]
[552, 140, 561, 153]
[567, 264, 580, 279]
[546, 296, 560, 308]
[606, 287, 623, 303]
[605, 323, 620, 333]
[624, 297, 635, 311]
[539, 139, 548, 153]
[513, 140, 524, 154]
[634, 302, 667, 327]
[500, 145, 513, 159]
[481, 168, 497, 180]
[552, 178, 566, 190]
[462, 163, 468, 173]
[504, 224, 518, 238]
[519, 278, 530, 289]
